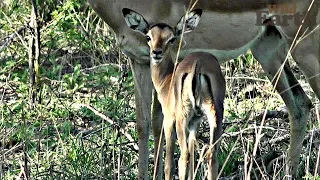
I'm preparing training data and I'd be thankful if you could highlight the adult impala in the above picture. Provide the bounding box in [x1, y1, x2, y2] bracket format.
[88, 0, 319, 179]
[122, 8, 225, 179]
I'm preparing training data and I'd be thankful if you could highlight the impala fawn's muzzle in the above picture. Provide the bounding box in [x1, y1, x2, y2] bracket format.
[151, 49, 163, 61]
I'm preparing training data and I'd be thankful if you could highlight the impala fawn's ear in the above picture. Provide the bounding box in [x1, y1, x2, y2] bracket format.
[175, 9, 202, 36]
[122, 8, 149, 35]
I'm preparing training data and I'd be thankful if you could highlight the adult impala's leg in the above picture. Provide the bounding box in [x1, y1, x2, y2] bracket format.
[151, 91, 164, 180]
[290, 3, 320, 100]
[280, 1, 319, 175]
[292, 30, 320, 99]
[251, 29, 312, 177]
[274, 0, 320, 101]
[129, 59, 153, 180]
[291, 33, 320, 176]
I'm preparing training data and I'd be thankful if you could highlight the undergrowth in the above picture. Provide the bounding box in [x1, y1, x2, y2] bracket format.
[0, 0, 319, 179]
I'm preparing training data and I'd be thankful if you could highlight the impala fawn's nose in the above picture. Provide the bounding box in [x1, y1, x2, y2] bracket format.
[152, 49, 163, 55]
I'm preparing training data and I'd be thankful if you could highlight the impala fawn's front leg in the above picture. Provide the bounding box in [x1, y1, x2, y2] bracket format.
[164, 115, 176, 180]
[152, 91, 164, 180]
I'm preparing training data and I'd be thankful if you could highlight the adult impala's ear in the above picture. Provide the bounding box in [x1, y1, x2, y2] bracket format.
[175, 9, 202, 36]
[122, 8, 149, 35]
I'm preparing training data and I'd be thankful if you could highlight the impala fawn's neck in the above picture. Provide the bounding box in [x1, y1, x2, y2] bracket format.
[150, 56, 175, 99]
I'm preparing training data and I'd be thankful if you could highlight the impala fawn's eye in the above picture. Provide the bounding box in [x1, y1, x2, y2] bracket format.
[145, 35, 151, 42]
[168, 37, 176, 44]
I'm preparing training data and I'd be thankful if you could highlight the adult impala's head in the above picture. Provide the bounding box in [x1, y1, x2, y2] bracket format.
[122, 8, 202, 64]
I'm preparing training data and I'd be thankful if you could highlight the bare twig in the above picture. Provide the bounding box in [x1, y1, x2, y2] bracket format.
[294, 24, 320, 51]
[16, 162, 27, 180]
[314, 144, 320, 179]
[225, 76, 269, 83]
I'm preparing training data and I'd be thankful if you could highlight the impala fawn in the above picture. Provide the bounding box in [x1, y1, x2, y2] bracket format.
[123, 8, 225, 180]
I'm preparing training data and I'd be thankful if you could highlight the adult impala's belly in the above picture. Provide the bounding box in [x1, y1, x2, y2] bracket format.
[181, 11, 265, 62]
[117, 9, 265, 64]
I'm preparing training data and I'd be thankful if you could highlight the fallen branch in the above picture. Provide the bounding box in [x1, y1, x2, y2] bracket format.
[265, 128, 320, 145]
[222, 125, 283, 138]
[80, 63, 121, 73]
[0, 25, 26, 53]
[268, 134, 290, 144]
[222, 109, 289, 129]
[78, 103, 139, 151]
[221, 124, 320, 147]
[256, 110, 289, 120]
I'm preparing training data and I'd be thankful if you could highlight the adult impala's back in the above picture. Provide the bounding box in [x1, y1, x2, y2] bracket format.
[88, 0, 320, 179]
[122, 8, 226, 179]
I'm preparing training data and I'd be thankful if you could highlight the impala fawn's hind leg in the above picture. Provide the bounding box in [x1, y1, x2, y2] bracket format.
[163, 114, 176, 180]
[188, 116, 201, 180]
[251, 31, 312, 176]
[202, 101, 223, 180]
[200, 72, 225, 180]
[176, 109, 190, 180]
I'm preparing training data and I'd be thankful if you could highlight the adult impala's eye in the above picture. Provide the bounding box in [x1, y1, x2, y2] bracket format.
[145, 35, 151, 42]
[168, 37, 176, 44]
